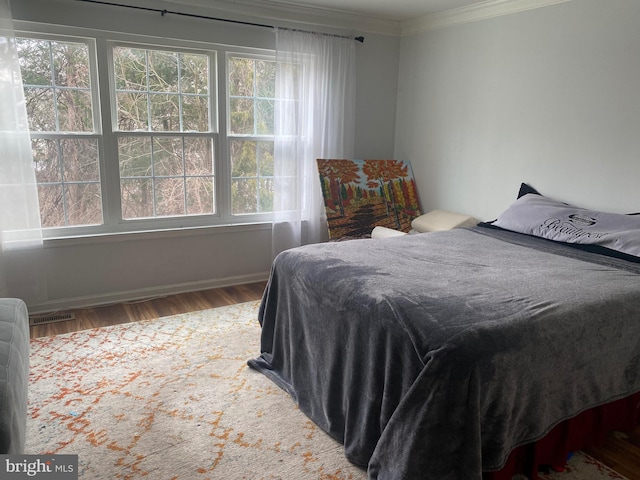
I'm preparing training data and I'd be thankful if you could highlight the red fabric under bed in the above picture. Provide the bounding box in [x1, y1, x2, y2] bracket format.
[483, 391, 640, 480]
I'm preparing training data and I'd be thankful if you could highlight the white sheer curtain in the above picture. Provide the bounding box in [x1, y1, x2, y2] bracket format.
[0, 0, 43, 298]
[271, 28, 356, 257]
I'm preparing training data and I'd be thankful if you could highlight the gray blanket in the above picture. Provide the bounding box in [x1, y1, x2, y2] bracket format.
[248, 227, 640, 479]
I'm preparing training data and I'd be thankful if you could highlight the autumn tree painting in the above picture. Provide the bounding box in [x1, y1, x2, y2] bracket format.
[317, 159, 421, 239]
[317, 159, 361, 217]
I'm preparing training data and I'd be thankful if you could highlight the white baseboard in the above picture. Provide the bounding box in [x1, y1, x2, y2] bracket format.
[27, 272, 270, 315]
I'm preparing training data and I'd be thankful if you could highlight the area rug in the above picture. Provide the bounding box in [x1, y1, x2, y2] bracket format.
[26, 301, 628, 480]
[519, 452, 628, 480]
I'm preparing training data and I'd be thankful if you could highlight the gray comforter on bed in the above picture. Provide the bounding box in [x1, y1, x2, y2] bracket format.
[248, 226, 640, 479]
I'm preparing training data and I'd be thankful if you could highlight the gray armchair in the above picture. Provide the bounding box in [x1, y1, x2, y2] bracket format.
[0, 298, 29, 454]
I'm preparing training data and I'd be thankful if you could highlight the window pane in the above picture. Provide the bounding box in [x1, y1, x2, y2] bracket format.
[182, 95, 209, 131]
[232, 178, 257, 214]
[32, 138, 61, 184]
[57, 89, 94, 132]
[277, 63, 300, 100]
[153, 137, 183, 176]
[116, 91, 149, 131]
[230, 139, 256, 177]
[52, 42, 91, 88]
[65, 183, 102, 226]
[155, 177, 185, 216]
[255, 60, 275, 98]
[229, 98, 253, 135]
[184, 137, 213, 175]
[148, 50, 178, 92]
[37, 179, 103, 228]
[181, 54, 209, 95]
[113, 47, 147, 91]
[186, 177, 214, 215]
[121, 178, 153, 219]
[61, 139, 99, 182]
[255, 98, 274, 135]
[258, 178, 274, 213]
[37, 184, 64, 228]
[119, 136, 152, 177]
[16, 38, 52, 86]
[229, 57, 254, 96]
[24, 87, 55, 131]
[150, 93, 180, 131]
[257, 141, 274, 177]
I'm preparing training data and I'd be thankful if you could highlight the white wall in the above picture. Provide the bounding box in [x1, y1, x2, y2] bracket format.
[395, 0, 640, 222]
[8, 0, 400, 311]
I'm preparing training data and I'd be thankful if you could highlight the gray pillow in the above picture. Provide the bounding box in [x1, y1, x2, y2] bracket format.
[493, 194, 640, 258]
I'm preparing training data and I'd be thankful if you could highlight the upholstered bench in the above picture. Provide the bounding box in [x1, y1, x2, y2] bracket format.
[0, 299, 29, 453]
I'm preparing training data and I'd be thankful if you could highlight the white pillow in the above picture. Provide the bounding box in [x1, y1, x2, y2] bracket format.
[493, 194, 640, 257]
[371, 226, 407, 239]
[411, 209, 477, 233]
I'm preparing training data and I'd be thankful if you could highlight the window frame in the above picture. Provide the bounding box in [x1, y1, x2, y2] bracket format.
[14, 25, 276, 240]
[226, 52, 277, 216]
[109, 41, 219, 224]
[16, 32, 105, 232]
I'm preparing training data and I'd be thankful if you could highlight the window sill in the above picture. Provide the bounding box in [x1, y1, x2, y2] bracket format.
[43, 221, 272, 248]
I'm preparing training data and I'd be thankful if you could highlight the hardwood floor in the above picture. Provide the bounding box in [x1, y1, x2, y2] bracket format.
[27, 280, 640, 479]
[28, 281, 267, 338]
[585, 428, 640, 480]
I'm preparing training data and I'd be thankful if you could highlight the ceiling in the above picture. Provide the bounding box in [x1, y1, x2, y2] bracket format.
[166, 0, 564, 35]
[255, 0, 490, 22]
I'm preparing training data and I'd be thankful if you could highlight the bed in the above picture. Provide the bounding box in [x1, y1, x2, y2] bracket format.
[248, 186, 640, 479]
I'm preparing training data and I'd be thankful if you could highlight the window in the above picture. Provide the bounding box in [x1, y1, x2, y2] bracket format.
[16, 31, 276, 237]
[113, 45, 215, 219]
[228, 55, 275, 215]
[17, 36, 102, 228]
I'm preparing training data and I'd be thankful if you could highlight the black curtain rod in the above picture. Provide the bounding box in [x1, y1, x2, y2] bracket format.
[76, 0, 365, 43]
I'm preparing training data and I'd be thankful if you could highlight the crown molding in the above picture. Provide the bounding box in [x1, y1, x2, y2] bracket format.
[401, 0, 574, 36]
[160, 0, 402, 36]
[147, 0, 574, 38]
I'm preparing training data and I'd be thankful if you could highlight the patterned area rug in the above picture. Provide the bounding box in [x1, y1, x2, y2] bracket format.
[26, 301, 628, 479]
